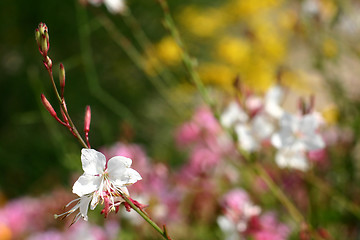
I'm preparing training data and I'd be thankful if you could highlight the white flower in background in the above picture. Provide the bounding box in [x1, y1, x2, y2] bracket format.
[271, 113, 325, 170]
[87, 0, 126, 14]
[220, 101, 248, 128]
[57, 149, 142, 223]
[104, 0, 126, 14]
[264, 85, 284, 119]
[221, 101, 275, 152]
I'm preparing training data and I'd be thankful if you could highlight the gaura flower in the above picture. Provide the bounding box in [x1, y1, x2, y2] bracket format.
[271, 113, 325, 171]
[57, 149, 142, 223]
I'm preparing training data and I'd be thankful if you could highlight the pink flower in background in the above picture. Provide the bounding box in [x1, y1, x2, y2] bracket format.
[218, 189, 261, 239]
[251, 213, 290, 240]
[176, 107, 220, 147]
[0, 197, 45, 238]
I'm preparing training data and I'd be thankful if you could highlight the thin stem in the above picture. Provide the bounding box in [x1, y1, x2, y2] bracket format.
[121, 194, 171, 240]
[95, 13, 182, 115]
[45, 65, 88, 149]
[157, 0, 213, 109]
[253, 163, 305, 224]
[122, 9, 177, 86]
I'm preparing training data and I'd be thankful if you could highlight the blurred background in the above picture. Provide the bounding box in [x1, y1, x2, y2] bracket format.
[1, 0, 360, 239]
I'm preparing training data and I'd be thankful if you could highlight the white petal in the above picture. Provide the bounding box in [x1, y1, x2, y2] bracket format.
[79, 195, 92, 221]
[107, 156, 142, 186]
[235, 124, 258, 152]
[220, 102, 248, 128]
[265, 85, 284, 104]
[302, 134, 325, 151]
[275, 148, 309, 171]
[73, 174, 102, 196]
[104, 0, 126, 14]
[252, 115, 274, 140]
[81, 149, 106, 175]
[108, 156, 132, 169]
[299, 114, 319, 135]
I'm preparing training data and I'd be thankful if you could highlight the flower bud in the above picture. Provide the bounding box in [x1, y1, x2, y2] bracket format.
[41, 94, 57, 118]
[40, 34, 49, 54]
[38, 22, 48, 36]
[59, 63, 65, 97]
[43, 56, 52, 70]
[84, 106, 91, 133]
[35, 29, 41, 46]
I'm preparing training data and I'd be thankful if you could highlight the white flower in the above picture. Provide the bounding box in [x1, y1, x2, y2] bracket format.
[271, 113, 325, 170]
[57, 148, 142, 223]
[104, 0, 126, 14]
[220, 101, 248, 128]
[73, 149, 142, 208]
[87, 0, 126, 15]
[264, 85, 284, 119]
[222, 101, 275, 152]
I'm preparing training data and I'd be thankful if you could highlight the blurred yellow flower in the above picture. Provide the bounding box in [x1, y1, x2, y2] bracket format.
[250, 19, 287, 64]
[179, 6, 226, 37]
[198, 63, 236, 91]
[322, 37, 338, 58]
[241, 58, 275, 91]
[225, 0, 283, 18]
[322, 104, 339, 124]
[216, 36, 251, 66]
[156, 36, 182, 66]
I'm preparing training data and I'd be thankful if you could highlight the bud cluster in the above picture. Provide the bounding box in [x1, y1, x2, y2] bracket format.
[35, 23, 51, 70]
[36, 22, 91, 149]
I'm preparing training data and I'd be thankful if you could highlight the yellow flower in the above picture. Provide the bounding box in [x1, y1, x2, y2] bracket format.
[225, 0, 283, 19]
[216, 36, 251, 66]
[241, 58, 276, 91]
[179, 6, 225, 37]
[155, 36, 182, 66]
[322, 104, 339, 124]
[322, 37, 338, 58]
[198, 63, 236, 91]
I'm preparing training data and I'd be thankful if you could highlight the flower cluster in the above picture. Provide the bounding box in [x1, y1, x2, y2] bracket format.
[220, 84, 326, 171]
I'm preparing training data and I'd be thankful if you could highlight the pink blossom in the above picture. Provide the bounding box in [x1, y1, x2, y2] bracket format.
[251, 212, 290, 240]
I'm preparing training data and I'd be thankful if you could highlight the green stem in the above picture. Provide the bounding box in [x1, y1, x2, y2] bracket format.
[157, 0, 213, 109]
[121, 194, 171, 240]
[46, 65, 88, 149]
[253, 163, 305, 224]
[95, 13, 182, 115]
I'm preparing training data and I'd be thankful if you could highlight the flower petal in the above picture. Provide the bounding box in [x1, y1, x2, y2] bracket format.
[79, 195, 92, 221]
[73, 174, 102, 196]
[81, 149, 106, 175]
[107, 156, 142, 186]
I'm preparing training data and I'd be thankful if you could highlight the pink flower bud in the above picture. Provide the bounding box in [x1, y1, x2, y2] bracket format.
[84, 106, 91, 133]
[59, 63, 65, 97]
[35, 29, 41, 46]
[38, 22, 48, 35]
[40, 94, 57, 118]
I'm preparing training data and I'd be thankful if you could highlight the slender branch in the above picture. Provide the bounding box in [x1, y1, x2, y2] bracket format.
[120, 193, 172, 240]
